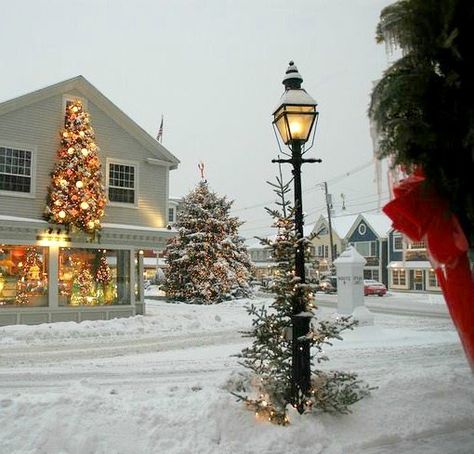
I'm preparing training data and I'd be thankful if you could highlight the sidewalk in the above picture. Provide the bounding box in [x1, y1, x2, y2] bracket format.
[315, 291, 449, 318]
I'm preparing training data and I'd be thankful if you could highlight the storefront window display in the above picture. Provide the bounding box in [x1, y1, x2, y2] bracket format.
[0, 245, 49, 307]
[59, 248, 130, 306]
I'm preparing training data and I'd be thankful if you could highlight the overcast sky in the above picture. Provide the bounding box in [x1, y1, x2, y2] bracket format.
[0, 0, 394, 238]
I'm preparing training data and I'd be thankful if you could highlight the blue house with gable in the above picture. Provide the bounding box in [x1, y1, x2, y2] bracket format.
[386, 228, 442, 293]
[345, 214, 392, 286]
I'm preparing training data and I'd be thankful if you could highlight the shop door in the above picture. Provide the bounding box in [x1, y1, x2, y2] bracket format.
[414, 270, 425, 291]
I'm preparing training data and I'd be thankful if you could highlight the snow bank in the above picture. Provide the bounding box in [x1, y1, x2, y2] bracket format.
[1, 295, 473, 453]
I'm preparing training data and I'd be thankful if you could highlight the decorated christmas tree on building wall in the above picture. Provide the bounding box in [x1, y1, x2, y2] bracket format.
[45, 99, 106, 235]
[164, 181, 253, 304]
[233, 176, 371, 424]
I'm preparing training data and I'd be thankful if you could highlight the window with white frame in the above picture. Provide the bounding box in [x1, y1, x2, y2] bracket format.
[358, 223, 367, 235]
[108, 161, 136, 204]
[408, 240, 426, 249]
[393, 234, 403, 251]
[364, 269, 380, 281]
[62, 95, 87, 114]
[0, 146, 33, 194]
[168, 207, 175, 223]
[354, 241, 376, 257]
[428, 270, 439, 288]
[392, 269, 406, 286]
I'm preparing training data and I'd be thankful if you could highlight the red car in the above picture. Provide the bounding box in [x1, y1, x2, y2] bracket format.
[364, 279, 387, 297]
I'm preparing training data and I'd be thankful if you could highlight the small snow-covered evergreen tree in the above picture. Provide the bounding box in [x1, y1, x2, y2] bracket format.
[164, 181, 253, 304]
[233, 175, 371, 424]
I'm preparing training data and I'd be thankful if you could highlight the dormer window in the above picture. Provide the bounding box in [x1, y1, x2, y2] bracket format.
[0, 145, 34, 195]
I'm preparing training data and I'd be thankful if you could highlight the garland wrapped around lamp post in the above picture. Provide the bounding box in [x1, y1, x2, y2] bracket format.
[45, 99, 106, 237]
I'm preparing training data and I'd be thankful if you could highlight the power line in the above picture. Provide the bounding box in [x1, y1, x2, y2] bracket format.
[231, 160, 374, 213]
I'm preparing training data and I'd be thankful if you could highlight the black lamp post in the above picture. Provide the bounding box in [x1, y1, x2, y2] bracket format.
[272, 61, 320, 411]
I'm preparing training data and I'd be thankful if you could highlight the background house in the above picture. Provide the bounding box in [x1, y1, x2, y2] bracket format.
[387, 230, 441, 293]
[308, 214, 357, 277]
[0, 76, 179, 325]
[247, 238, 277, 282]
[345, 213, 392, 286]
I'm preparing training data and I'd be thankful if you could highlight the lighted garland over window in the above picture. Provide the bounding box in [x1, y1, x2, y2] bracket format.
[45, 99, 106, 236]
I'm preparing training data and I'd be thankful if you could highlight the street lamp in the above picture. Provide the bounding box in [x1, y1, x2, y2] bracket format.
[272, 61, 320, 412]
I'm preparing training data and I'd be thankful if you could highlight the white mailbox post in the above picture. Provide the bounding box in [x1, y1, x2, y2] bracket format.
[333, 245, 374, 325]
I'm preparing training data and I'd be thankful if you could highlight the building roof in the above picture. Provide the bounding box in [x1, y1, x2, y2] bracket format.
[0, 75, 180, 169]
[310, 214, 358, 239]
[344, 212, 392, 240]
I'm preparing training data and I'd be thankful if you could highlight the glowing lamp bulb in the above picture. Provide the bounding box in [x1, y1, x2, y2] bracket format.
[79, 131, 85, 137]
[289, 120, 303, 136]
[72, 106, 78, 113]
[87, 221, 95, 230]
[68, 147, 75, 154]
[80, 201, 89, 210]
[81, 148, 89, 156]
[58, 210, 66, 219]
[76, 181, 84, 188]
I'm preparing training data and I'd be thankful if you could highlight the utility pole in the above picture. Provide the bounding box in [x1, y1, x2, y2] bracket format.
[323, 182, 335, 270]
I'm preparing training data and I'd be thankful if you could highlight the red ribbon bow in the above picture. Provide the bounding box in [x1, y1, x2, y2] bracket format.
[384, 170, 474, 371]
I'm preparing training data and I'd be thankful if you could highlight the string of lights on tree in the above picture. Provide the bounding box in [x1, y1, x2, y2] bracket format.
[15, 247, 43, 305]
[233, 177, 371, 424]
[45, 99, 106, 236]
[164, 181, 253, 304]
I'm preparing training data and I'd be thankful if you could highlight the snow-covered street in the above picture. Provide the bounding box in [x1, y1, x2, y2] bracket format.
[1, 296, 473, 454]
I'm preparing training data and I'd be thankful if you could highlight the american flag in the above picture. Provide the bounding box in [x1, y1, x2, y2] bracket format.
[156, 115, 164, 143]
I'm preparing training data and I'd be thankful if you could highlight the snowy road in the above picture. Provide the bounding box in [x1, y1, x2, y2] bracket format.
[1, 298, 473, 454]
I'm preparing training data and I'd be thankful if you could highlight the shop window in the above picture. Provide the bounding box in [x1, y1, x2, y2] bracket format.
[0, 246, 48, 307]
[428, 270, 439, 288]
[58, 248, 130, 306]
[392, 269, 406, 286]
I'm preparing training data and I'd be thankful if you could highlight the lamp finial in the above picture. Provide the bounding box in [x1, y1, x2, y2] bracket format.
[283, 61, 303, 89]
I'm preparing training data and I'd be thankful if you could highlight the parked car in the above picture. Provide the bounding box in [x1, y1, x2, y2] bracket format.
[319, 276, 337, 293]
[364, 279, 387, 296]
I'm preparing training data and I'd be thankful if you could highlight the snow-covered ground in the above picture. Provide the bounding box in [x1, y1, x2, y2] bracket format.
[1, 294, 473, 454]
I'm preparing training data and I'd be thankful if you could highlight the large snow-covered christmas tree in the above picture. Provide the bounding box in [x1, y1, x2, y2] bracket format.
[45, 99, 106, 236]
[234, 176, 370, 424]
[164, 181, 253, 304]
